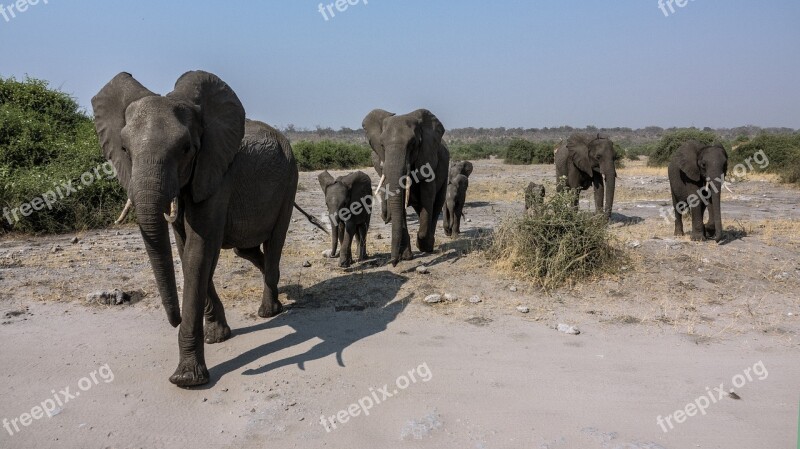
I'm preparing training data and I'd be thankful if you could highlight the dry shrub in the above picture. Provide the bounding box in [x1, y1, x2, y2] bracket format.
[486, 190, 627, 289]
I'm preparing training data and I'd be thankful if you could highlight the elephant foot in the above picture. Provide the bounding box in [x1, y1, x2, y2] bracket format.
[674, 229, 684, 237]
[258, 299, 283, 318]
[169, 359, 209, 387]
[416, 237, 435, 254]
[204, 320, 231, 344]
[401, 246, 414, 261]
[690, 233, 706, 242]
[339, 257, 353, 268]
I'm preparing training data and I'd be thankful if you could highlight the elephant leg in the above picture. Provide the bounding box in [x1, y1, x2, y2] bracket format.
[416, 181, 443, 253]
[453, 204, 462, 236]
[690, 204, 706, 241]
[443, 204, 452, 237]
[358, 224, 368, 261]
[170, 231, 221, 387]
[258, 198, 292, 319]
[593, 174, 605, 215]
[234, 246, 266, 274]
[671, 193, 685, 236]
[704, 198, 716, 237]
[340, 222, 355, 267]
[204, 271, 231, 344]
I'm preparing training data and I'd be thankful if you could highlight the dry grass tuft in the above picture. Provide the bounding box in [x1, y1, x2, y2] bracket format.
[486, 191, 628, 290]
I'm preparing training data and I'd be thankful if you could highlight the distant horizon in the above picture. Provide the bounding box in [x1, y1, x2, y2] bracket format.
[2, 1, 797, 130]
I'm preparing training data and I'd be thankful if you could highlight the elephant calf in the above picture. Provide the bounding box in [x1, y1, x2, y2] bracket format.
[524, 182, 546, 212]
[318, 170, 372, 267]
[444, 160, 473, 237]
[668, 140, 728, 241]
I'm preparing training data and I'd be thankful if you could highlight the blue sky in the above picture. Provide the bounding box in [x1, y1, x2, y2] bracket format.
[1, 0, 798, 129]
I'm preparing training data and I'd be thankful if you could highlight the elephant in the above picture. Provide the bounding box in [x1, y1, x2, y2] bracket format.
[92, 71, 323, 387]
[362, 109, 450, 266]
[668, 140, 728, 241]
[554, 134, 617, 217]
[444, 174, 468, 237]
[524, 182, 546, 211]
[443, 160, 472, 237]
[318, 170, 372, 267]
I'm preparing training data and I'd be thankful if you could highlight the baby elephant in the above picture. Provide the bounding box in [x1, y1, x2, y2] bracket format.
[524, 182, 546, 212]
[318, 170, 372, 267]
[444, 174, 469, 237]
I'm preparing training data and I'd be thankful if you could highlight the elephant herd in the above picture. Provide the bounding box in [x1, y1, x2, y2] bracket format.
[91, 70, 728, 387]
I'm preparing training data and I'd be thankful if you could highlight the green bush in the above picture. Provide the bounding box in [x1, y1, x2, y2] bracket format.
[448, 141, 504, 160]
[503, 139, 555, 165]
[0, 77, 126, 234]
[625, 142, 656, 160]
[486, 190, 626, 289]
[292, 140, 372, 171]
[728, 134, 800, 184]
[648, 129, 717, 166]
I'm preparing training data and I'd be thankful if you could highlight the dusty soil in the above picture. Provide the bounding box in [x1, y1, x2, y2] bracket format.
[1, 159, 798, 448]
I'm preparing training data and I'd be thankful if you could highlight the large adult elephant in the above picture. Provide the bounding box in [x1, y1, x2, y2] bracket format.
[362, 109, 450, 266]
[93, 71, 319, 387]
[554, 134, 617, 217]
[668, 140, 728, 241]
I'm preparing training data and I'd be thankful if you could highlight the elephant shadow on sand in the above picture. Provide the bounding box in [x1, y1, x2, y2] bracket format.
[208, 271, 410, 384]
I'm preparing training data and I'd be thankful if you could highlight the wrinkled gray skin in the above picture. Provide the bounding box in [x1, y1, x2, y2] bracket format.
[668, 140, 728, 242]
[524, 182, 545, 211]
[363, 109, 450, 266]
[444, 161, 473, 237]
[318, 170, 372, 267]
[93, 72, 299, 387]
[444, 174, 469, 237]
[554, 134, 617, 217]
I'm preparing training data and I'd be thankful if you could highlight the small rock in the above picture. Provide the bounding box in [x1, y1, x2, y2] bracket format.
[701, 257, 710, 264]
[322, 249, 332, 258]
[302, 261, 312, 268]
[557, 323, 580, 335]
[516, 306, 530, 314]
[468, 295, 482, 304]
[509, 286, 518, 292]
[424, 294, 442, 304]
[465, 218, 472, 223]
[375, 234, 383, 240]
[443, 293, 457, 302]
[51, 245, 62, 253]
[71, 237, 80, 244]
[86, 289, 128, 305]
[415, 266, 429, 274]
[627, 240, 640, 248]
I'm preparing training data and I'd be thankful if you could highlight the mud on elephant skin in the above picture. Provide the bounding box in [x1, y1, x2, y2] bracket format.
[318, 170, 373, 267]
[93, 71, 302, 387]
[668, 140, 728, 242]
[554, 133, 617, 218]
[363, 109, 450, 266]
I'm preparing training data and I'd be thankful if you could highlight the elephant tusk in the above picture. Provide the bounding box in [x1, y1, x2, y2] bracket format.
[375, 174, 385, 196]
[163, 198, 179, 223]
[114, 199, 133, 225]
[723, 182, 734, 194]
[404, 164, 411, 209]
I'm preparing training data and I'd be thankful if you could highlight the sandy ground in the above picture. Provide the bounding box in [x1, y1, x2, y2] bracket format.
[1, 159, 798, 448]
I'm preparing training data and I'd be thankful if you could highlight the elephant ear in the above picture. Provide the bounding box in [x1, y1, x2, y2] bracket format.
[675, 140, 703, 182]
[318, 170, 335, 192]
[362, 109, 395, 160]
[167, 71, 245, 203]
[566, 135, 594, 175]
[412, 109, 446, 168]
[91, 73, 157, 195]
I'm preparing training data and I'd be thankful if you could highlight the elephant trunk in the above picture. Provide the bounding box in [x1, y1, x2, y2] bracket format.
[603, 169, 616, 218]
[133, 175, 181, 327]
[384, 156, 408, 266]
[710, 180, 723, 242]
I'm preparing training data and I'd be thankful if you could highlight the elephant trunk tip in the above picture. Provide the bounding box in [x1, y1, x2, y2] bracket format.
[168, 312, 182, 328]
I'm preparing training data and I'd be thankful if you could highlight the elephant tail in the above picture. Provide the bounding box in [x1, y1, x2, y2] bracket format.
[293, 203, 330, 235]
